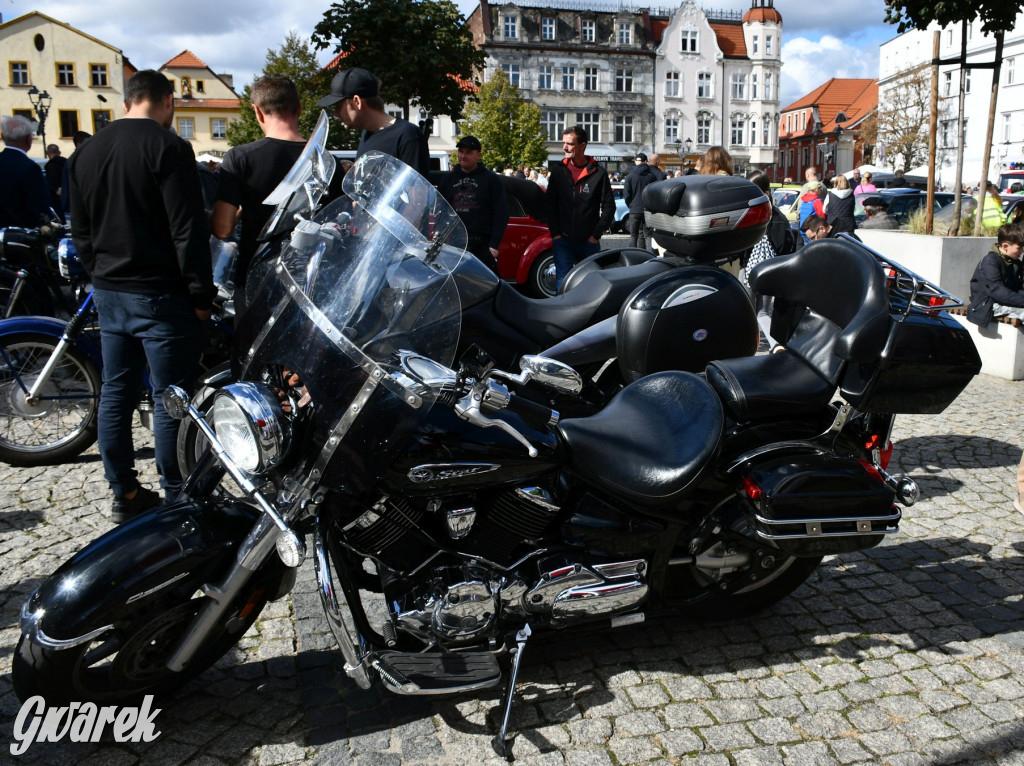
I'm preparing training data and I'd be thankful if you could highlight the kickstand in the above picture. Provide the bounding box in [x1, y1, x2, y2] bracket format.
[492, 623, 531, 759]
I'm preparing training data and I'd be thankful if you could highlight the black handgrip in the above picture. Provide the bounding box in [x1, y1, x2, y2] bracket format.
[507, 394, 555, 431]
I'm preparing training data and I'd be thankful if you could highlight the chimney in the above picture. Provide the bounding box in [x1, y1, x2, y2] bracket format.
[218, 73, 234, 88]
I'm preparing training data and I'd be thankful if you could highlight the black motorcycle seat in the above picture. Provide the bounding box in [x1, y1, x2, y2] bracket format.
[493, 260, 673, 348]
[558, 371, 723, 509]
[705, 351, 836, 422]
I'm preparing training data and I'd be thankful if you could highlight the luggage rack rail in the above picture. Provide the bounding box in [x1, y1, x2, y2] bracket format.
[838, 233, 963, 317]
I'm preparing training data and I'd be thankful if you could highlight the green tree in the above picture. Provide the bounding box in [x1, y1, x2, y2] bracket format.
[311, 0, 485, 123]
[883, 0, 1022, 34]
[226, 31, 358, 150]
[461, 71, 547, 172]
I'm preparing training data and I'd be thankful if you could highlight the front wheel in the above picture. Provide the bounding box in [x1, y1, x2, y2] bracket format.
[0, 333, 100, 465]
[13, 585, 269, 705]
[526, 251, 557, 298]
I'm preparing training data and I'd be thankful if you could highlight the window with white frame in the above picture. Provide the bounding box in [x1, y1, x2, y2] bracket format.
[562, 66, 575, 90]
[10, 62, 29, 86]
[665, 70, 680, 97]
[618, 23, 632, 45]
[584, 67, 599, 91]
[763, 120, 770, 145]
[581, 20, 595, 43]
[752, 74, 758, 100]
[577, 112, 600, 142]
[697, 71, 712, 99]
[90, 64, 109, 88]
[211, 118, 227, 139]
[766, 35, 773, 55]
[730, 116, 744, 145]
[177, 117, 194, 139]
[943, 71, 952, 97]
[1007, 58, 1015, 85]
[752, 35, 759, 54]
[730, 72, 746, 100]
[615, 69, 633, 92]
[697, 112, 711, 144]
[57, 63, 75, 87]
[750, 119, 757, 146]
[1002, 113, 1011, 143]
[538, 65, 553, 89]
[664, 116, 679, 143]
[503, 16, 517, 38]
[542, 17, 555, 40]
[765, 73, 773, 100]
[502, 64, 520, 86]
[965, 69, 971, 93]
[542, 110, 565, 141]
[681, 29, 698, 53]
[614, 115, 633, 143]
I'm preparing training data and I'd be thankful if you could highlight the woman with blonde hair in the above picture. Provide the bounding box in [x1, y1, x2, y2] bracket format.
[698, 145, 734, 176]
[824, 173, 857, 235]
[854, 171, 877, 195]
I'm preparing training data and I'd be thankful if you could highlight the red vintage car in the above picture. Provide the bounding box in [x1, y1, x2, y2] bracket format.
[494, 175, 556, 297]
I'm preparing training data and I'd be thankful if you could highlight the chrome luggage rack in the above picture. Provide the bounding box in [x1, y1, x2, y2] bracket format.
[838, 233, 964, 316]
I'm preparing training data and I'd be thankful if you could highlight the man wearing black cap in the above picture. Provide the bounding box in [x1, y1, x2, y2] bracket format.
[859, 196, 899, 230]
[318, 67, 430, 176]
[623, 152, 657, 251]
[437, 135, 508, 273]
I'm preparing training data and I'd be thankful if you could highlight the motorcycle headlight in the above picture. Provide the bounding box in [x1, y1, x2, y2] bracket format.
[211, 383, 291, 474]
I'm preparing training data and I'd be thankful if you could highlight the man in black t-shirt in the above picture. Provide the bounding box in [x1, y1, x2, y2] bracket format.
[437, 136, 508, 274]
[69, 70, 213, 522]
[213, 76, 308, 295]
[318, 67, 430, 177]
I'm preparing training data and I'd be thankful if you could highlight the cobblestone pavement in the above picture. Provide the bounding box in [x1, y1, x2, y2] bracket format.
[3, 373, 1024, 766]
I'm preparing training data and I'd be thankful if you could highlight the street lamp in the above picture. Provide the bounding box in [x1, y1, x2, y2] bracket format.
[832, 118, 844, 175]
[27, 85, 52, 155]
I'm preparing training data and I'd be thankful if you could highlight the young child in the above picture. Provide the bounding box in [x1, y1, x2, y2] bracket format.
[966, 223, 1024, 327]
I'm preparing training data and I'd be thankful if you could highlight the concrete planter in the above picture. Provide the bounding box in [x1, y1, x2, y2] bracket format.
[856, 229, 994, 305]
[856, 229, 1022, 380]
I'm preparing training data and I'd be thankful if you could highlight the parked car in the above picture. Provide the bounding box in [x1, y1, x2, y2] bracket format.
[1003, 193, 1024, 223]
[495, 175, 557, 297]
[610, 183, 629, 233]
[853, 189, 956, 228]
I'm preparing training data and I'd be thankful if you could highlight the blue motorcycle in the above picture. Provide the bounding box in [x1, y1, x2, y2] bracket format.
[0, 241, 232, 466]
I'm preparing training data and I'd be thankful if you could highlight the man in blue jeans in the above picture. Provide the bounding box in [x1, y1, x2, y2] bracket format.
[69, 70, 214, 523]
[546, 125, 614, 291]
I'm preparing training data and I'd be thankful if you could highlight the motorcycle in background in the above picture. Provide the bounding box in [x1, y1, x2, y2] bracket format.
[13, 121, 981, 756]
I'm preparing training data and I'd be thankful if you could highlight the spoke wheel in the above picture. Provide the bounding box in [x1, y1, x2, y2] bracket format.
[0, 333, 100, 465]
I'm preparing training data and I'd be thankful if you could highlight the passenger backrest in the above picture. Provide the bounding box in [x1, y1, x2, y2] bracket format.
[748, 238, 892, 384]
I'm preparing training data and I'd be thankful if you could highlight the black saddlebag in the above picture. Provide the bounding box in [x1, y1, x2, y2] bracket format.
[642, 175, 769, 261]
[839, 310, 981, 414]
[740, 453, 900, 557]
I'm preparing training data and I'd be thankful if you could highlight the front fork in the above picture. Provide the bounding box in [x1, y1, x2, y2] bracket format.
[162, 385, 307, 673]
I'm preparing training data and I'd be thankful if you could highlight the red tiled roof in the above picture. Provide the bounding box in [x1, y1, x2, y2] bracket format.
[743, 6, 783, 24]
[651, 18, 669, 45]
[779, 78, 878, 138]
[173, 98, 239, 109]
[162, 50, 209, 69]
[711, 23, 746, 58]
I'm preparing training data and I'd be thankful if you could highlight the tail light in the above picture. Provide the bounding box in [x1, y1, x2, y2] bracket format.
[735, 200, 772, 230]
[741, 476, 763, 501]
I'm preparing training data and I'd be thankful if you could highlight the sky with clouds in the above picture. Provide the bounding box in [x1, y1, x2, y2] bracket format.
[1, 0, 900, 107]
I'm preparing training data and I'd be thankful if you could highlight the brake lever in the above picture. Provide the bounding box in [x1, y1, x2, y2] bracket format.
[453, 380, 538, 458]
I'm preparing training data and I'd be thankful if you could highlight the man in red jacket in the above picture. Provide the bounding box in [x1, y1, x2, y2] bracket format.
[545, 125, 614, 292]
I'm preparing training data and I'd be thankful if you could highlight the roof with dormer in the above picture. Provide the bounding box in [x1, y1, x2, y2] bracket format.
[781, 78, 878, 136]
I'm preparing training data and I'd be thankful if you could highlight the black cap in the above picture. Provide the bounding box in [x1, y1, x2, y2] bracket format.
[635, 153, 647, 162]
[861, 195, 888, 209]
[456, 135, 482, 151]
[318, 68, 379, 107]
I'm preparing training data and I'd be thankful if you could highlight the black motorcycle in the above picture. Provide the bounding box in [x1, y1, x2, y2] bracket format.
[14, 134, 981, 757]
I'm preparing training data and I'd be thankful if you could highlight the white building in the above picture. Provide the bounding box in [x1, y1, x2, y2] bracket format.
[654, 0, 782, 174]
[879, 14, 1024, 189]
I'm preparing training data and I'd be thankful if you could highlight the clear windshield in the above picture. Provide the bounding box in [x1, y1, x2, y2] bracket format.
[240, 150, 467, 423]
[258, 110, 336, 241]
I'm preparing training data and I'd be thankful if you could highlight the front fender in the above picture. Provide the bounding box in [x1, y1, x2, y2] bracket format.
[21, 498, 286, 648]
[0, 315, 103, 370]
[515, 235, 553, 285]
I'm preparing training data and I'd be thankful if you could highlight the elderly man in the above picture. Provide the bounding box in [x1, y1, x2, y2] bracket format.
[0, 115, 50, 228]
